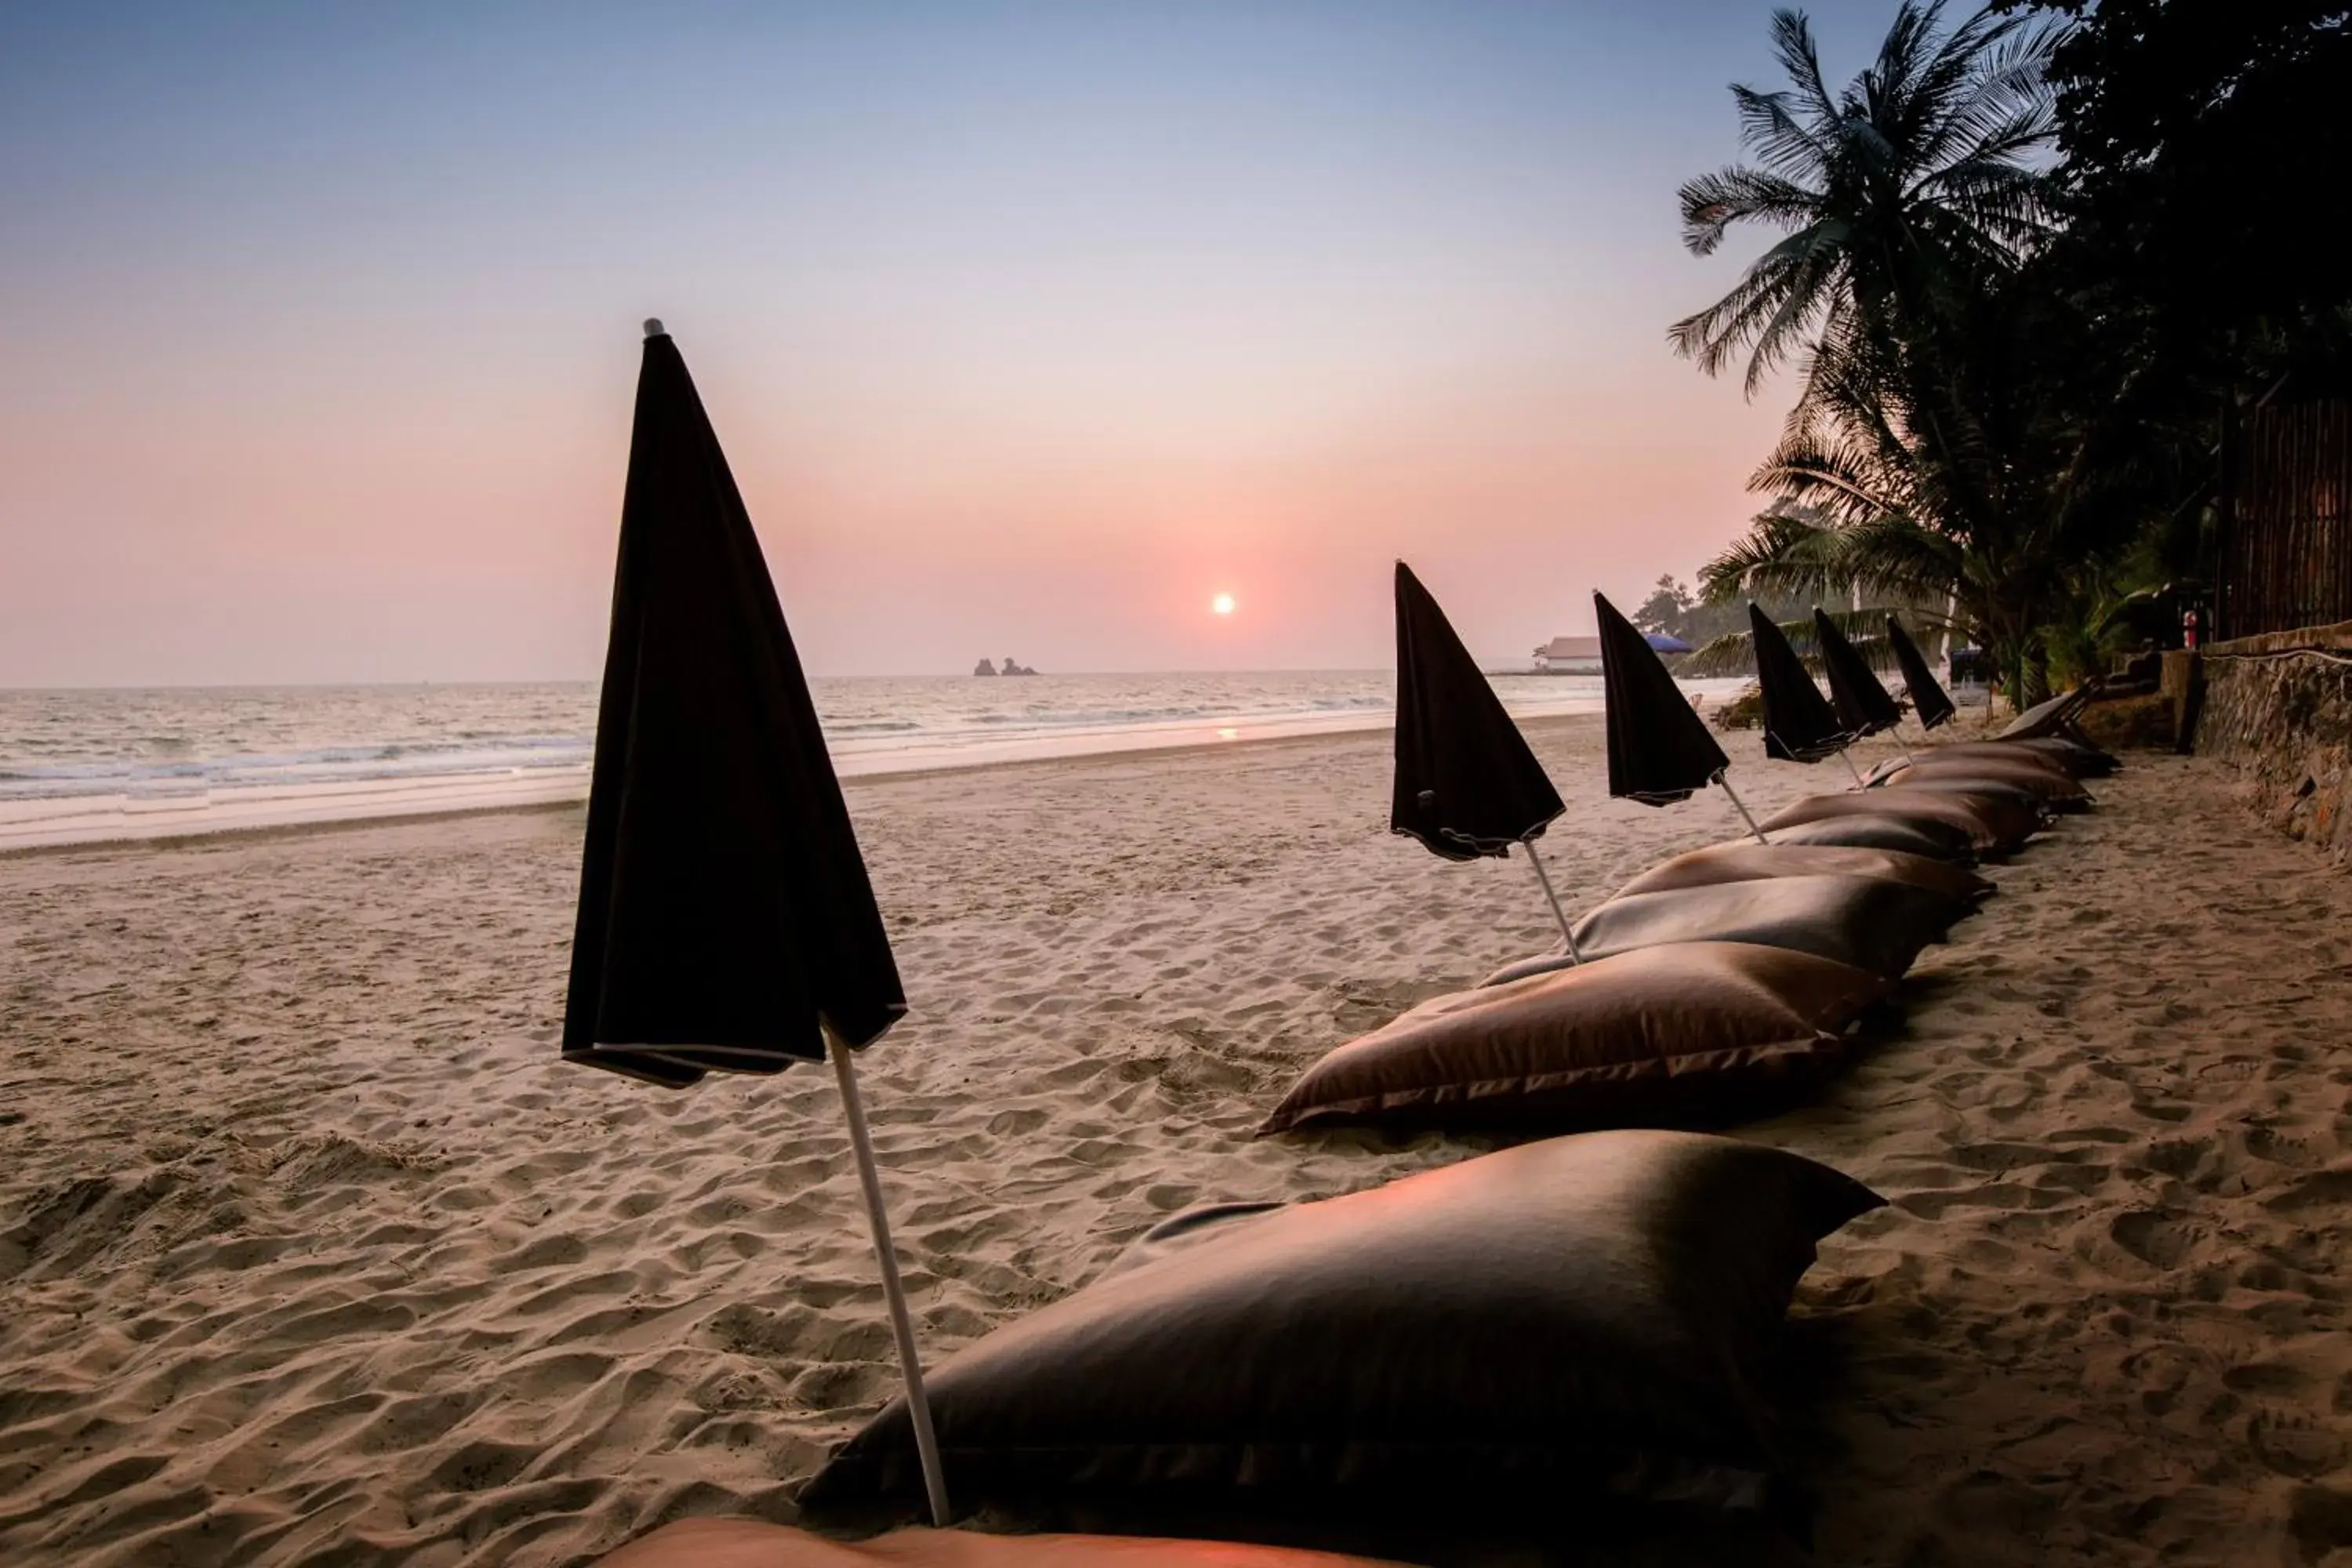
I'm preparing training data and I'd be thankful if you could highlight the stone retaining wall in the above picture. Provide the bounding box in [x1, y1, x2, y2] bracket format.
[2197, 619, 2352, 859]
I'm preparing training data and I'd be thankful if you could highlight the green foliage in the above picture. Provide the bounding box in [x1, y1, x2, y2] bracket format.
[2013, 0, 2352, 631]
[1631, 574, 1813, 646]
[1668, 0, 2270, 704]
[2024, 0, 2352, 381]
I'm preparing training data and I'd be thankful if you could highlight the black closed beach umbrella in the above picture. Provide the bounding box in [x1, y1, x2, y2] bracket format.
[1392, 561, 1563, 858]
[1750, 602, 1858, 767]
[563, 320, 949, 1523]
[1596, 590, 1768, 841]
[566, 327, 904, 1083]
[1886, 614, 1957, 731]
[1391, 561, 1585, 954]
[1814, 608, 1903, 739]
[1597, 590, 1726, 804]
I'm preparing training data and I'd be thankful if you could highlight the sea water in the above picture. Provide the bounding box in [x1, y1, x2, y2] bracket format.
[0, 671, 1738, 849]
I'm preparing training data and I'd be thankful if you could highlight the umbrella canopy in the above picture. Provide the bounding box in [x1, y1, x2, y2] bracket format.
[1643, 631, 1694, 655]
[1749, 603, 1856, 764]
[1391, 561, 1563, 859]
[564, 324, 907, 1086]
[1813, 609, 1903, 738]
[1886, 615, 1957, 730]
[1598, 590, 1728, 805]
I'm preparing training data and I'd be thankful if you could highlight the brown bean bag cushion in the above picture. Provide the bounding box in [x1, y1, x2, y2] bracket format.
[1258, 942, 1892, 1135]
[1613, 841, 1994, 905]
[1753, 812, 1979, 860]
[800, 1131, 1884, 1531]
[2002, 734, 2119, 775]
[1480, 872, 1968, 988]
[1866, 738, 2114, 782]
[1873, 750, 2079, 782]
[1876, 775, 2062, 822]
[1875, 761, 2092, 811]
[1757, 788, 2042, 855]
[591, 1521, 1409, 1568]
[1864, 744, 2071, 784]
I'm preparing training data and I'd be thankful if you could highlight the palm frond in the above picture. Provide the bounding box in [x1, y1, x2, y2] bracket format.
[1669, 0, 2057, 394]
[1767, 9, 1840, 129]
[1733, 85, 1832, 183]
[1676, 165, 1821, 256]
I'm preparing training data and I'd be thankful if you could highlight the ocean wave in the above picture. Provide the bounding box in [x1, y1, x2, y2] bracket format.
[0, 673, 1662, 827]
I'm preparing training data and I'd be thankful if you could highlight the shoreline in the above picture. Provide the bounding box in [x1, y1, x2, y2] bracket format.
[0, 708, 1610, 859]
[4, 669, 1744, 854]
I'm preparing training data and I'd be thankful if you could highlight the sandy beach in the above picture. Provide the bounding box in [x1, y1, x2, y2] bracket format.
[5, 713, 2350, 1566]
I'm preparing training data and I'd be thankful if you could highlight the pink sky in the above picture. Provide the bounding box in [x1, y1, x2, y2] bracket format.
[0, 3, 1875, 685]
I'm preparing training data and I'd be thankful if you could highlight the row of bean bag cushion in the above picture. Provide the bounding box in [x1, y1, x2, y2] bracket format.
[1479, 873, 1972, 987]
[787, 772, 1973, 1553]
[800, 1131, 1886, 1536]
[1259, 942, 1891, 1134]
[592, 1521, 1410, 1567]
[772, 731, 2101, 1559]
[1271, 783, 2027, 1143]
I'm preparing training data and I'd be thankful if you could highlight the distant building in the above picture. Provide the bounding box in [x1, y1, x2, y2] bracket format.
[1531, 634, 1603, 673]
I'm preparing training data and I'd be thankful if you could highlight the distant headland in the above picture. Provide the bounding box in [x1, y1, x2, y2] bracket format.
[973, 658, 1038, 677]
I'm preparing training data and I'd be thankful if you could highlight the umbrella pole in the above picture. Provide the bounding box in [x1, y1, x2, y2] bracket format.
[828, 1031, 952, 1527]
[1522, 838, 1583, 964]
[1714, 771, 1770, 844]
[1838, 748, 1870, 789]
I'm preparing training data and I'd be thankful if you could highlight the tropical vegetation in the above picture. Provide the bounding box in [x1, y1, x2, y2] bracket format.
[1632, 575, 1816, 647]
[1671, 0, 2352, 703]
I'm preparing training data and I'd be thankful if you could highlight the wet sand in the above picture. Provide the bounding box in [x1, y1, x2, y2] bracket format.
[4, 716, 2350, 1566]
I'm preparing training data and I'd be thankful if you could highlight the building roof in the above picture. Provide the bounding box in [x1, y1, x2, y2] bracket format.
[1534, 635, 1603, 660]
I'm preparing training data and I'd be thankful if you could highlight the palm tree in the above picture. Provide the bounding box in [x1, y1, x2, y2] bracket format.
[1670, 2, 2058, 397]
[1675, 500, 1963, 682]
[1666, 3, 2180, 705]
[1692, 265, 2186, 702]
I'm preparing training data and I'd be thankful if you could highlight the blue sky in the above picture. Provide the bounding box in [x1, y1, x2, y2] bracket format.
[1, 1, 1911, 683]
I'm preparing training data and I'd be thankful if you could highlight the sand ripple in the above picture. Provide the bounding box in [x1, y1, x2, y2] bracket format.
[4, 721, 2351, 1563]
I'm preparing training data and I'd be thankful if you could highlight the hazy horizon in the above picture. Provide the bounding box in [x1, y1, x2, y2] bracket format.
[0, 662, 1553, 694]
[2, 1, 1900, 688]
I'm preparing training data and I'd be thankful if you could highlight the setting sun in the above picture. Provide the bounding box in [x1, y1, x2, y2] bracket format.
[1210, 593, 1236, 616]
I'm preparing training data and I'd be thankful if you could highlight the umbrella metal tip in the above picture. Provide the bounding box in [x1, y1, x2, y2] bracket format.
[643, 318, 666, 339]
